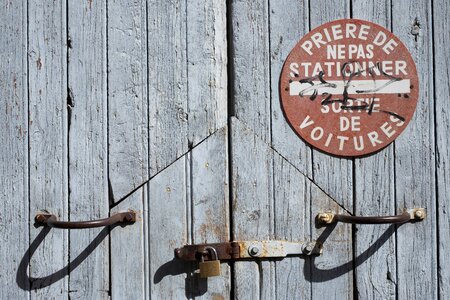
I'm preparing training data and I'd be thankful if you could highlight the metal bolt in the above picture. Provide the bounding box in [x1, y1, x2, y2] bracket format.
[248, 245, 260, 257]
[317, 212, 334, 224]
[414, 209, 425, 220]
[302, 244, 314, 254]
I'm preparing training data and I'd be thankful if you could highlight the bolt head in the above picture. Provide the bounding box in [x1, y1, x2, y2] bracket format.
[248, 245, 260, 256]
[414, 209, 425, 220]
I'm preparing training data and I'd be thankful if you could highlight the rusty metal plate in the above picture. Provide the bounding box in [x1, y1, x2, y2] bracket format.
[280, 19, 419, 157]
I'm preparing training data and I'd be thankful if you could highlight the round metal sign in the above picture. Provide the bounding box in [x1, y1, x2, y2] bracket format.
[280, 19, 418, 157]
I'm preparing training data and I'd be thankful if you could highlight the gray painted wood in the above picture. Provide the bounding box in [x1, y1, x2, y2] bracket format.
[147, 0, 227, 178]
[28, 0, 69, 298]
[231, 0, 271, 142]
[230, 117, 275, 300]
[392, 1, 438, 299]
[190, 126, 231, 299]
[351, 2, 397, 299]
[67, 1, 109, 298]
[108, 0, 149, 202]
[434, 0, 450, 297]
[149, 128, 230, 299]
[111, 187, 147, 300]
[231, 117, 352, 299]
[0, 1, 29, 299]
[270, 0, 312, 178]
[309, 0, 354, 212]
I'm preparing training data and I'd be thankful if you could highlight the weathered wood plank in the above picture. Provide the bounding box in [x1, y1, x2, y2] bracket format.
[0, 1, 29, 298]
[351, 2, 397, 299]
[309, 0, 353, 212]
[28, 0, 69, 298]
[108, 0, 148, 201]
[230, 0, 271, 142]
[190, 126, 230, 299]
[231, 117, 275, 299]
[147, 0, 227, 178]
[269, 0, 312, 177]
[186, 0, 227, 145]
[149, 128, 231, 299]
[273, 153, 311, 299]
[392, 0, 437, 299]
[433, 0, 450, 298]
[148, 157, 188, 299]
[110, 187, 147, 300]
[67, 1, 109, 298]
[231, 117, 352, 299]
[310, 183, 353, 299]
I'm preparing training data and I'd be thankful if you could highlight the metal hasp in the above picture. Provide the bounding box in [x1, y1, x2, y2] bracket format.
[174, 240, 323, 262]
[316, 208, 426, 225]
[35, 211, 136, 229]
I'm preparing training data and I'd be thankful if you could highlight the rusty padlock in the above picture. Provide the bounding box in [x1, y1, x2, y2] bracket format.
[199, 246, 221, 278]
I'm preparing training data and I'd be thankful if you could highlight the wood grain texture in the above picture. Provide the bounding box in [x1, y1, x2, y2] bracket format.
[231, 117, 275, 299]
[110, 187, 146, 300]
[269, 0, 312, 177]
[392, 0, 437, 299]
[273, 152, 311, 299]
[108, 0, 149, 202]
[149, 157, 188, 299]
[149, 128, 230, 299]
[230, 0, 271, 142]
[147, 0, 227, 178]
[309, 0, 354, 212]
[28, 0, 69, 298]
[67, 1, 109, 298]
[231, 117, 353, 299]
[0, 1, 29, 298]
[351, 2, 397, 299]
[190, 126, 230, 298]
[433, 0, 450, 298]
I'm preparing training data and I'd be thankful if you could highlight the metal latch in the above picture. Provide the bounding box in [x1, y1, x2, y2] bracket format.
[174, 240, 322, 263]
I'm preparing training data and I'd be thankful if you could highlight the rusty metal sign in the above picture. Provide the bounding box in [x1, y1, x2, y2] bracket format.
[280, 19, 419, 157]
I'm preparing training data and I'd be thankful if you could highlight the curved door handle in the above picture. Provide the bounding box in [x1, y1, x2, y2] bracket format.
[317, 208, 425, 225]
[35, 211, 136, 229]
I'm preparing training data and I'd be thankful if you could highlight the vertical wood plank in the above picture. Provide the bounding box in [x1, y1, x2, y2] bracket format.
[231, 0, 271, 142]
[231, 118, 275, 300]
[0, 0, 29, 298]
[147, 0, 227, 178]
[392, 0, 437, 299]
[149, 158, 188, 299]
[108, 0, 148, 201]
[269, 0, 312, 177]
[351, 2, 397, 299]
[67, 1, 109, 298]
[309, 0, 353, 211]
[304, 1, 354, 298]
[186, 0, 227, 145]
[273, 154, 311, 299]
[191, 126, 230, 299]
[149, 128, 231, 299]
[434, 0, 450, 297]
[28, 0, 68, 298]
[110, 187, 147, 299]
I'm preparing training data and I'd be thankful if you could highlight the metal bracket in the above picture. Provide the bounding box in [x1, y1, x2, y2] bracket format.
[174, 240, 322, 262]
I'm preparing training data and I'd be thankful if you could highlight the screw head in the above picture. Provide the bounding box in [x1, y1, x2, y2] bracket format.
[303, 244, 314, 254]
[248, 245, 260, 257]
[414, 209, 425, 220]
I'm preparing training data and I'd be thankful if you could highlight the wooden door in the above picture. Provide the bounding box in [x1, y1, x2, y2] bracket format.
[1, 0, 448, 299]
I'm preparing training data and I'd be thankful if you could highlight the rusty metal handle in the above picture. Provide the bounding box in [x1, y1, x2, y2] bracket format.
[317, 208, 425, 225]
[35, 211, 136, 229]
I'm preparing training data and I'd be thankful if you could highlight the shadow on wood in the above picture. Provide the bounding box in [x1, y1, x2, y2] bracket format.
[306, 223, 398, 282]
[16, 224, 116, 290]
[153, 259, 210, 298]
